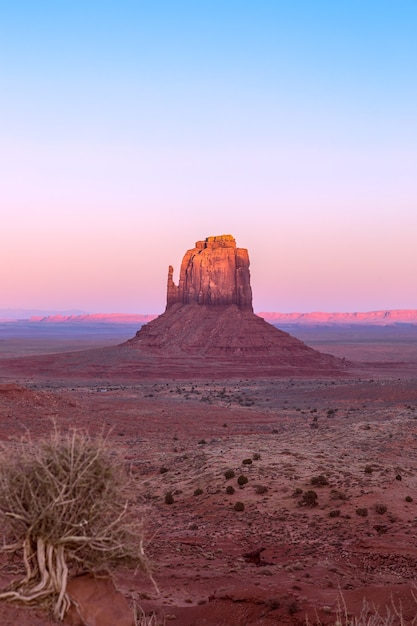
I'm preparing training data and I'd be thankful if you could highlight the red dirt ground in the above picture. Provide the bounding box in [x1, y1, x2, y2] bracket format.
[1, 331, 417, 625]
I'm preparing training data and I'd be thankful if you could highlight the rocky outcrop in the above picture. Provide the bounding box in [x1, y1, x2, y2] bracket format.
[65, 574, 134, 626]
[166, 235, 253, 311]
[125, 235, 345, 374]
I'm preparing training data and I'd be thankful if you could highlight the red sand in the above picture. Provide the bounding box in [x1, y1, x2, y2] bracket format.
[1, 331, 417, 624]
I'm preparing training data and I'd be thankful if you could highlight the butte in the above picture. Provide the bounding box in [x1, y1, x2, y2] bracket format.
[123, 234, 344, 377]
[0, 235, 345, 381]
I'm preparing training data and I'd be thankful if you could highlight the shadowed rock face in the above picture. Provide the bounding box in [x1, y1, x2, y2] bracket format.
[166, 234, 253, 311]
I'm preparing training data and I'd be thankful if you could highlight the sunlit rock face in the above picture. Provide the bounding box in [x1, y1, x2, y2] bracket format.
[166, 234, 253, 311]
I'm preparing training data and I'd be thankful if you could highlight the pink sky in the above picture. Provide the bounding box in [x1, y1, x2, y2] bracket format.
[1, 2, 416, 314]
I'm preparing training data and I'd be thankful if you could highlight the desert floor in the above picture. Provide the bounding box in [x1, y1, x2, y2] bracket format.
[1, 325, 417, 625]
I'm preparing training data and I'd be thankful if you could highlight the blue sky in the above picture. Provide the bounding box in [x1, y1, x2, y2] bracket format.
[1, 1, 416, 313]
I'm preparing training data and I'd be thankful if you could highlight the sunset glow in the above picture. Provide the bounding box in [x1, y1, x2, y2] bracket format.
[1, 2, 416, 314]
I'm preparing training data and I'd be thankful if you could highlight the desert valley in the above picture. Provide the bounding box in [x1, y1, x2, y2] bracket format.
[1, 236, 417, 626]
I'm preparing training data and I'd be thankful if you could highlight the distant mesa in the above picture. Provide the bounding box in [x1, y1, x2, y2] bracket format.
[28, 313, 157, 324]
[259, 310, 417, 326]
[126, 235, 343, 373]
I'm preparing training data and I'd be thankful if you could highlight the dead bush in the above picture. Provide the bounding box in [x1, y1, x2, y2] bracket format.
[0, 429, 149, 621]
[311, 474, 329, 487]
[302, 490, 318, 507]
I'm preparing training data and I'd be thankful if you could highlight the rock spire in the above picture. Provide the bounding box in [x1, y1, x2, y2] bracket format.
[166, 235, 253, 311]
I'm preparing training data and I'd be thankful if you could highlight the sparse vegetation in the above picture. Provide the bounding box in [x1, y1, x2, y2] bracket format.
[330, 489, 348, 501]
[356, 507, 368, 517]
[302, 490, 318, 507]
[288, 600, 299, 615]
[193, 488, 203, 496]
[311, 474, 329, 487]
[234, 501, 245, 511]
[264, 597, 280, 611]
[134, 606, 167, 626]
[305, 591, 417, 625]
[226, 485, 235, 495]
[0, 430, 149, 621]
[224, 469, 235, 480]
[164, 492, 174, 505]
[374, 503, 387, 515]
[237, 474, 249, 486]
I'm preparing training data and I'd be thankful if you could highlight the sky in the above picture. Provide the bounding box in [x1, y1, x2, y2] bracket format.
[1, 1, 416, 314]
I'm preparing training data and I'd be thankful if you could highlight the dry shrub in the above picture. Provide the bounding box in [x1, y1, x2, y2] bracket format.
[302, 490, 318, 507]
[0, 429, 150, 620]
[134, 605, 166, 626]
[306, 590, 417, 625]
[311, 474, 329, 487]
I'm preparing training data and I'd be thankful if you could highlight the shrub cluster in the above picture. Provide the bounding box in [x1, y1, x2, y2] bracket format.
[302, 490, 318, 507]
[311, 474, 329, 487]
[356, 507, 368, 517]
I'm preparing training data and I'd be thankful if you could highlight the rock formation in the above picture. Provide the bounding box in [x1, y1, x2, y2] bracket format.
[126, 235, 345, 375]
[166, 235, 253, 310]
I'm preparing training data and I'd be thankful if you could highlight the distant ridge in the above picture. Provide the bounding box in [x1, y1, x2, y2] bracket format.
[259, 310, 417, 325]
[28, 313, 158, 324]
[0, 308, 86, 321]
[2, 310, 417, 326]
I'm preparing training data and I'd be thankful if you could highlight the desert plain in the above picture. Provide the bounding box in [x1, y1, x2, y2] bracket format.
[1, 321, 417, 625]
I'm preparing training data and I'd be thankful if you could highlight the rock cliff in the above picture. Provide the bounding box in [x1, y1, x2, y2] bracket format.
[166, 235, 253, 311]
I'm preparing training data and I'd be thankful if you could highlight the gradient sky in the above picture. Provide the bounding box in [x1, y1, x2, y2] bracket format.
[1, 1, 416, 314]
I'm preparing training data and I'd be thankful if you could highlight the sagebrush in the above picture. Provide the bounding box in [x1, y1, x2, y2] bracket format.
[0, 429, 149, 620]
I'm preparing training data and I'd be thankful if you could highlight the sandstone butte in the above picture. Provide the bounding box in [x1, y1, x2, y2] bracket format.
[0, 235, 345, 380]
[126, 235, 344, 373]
